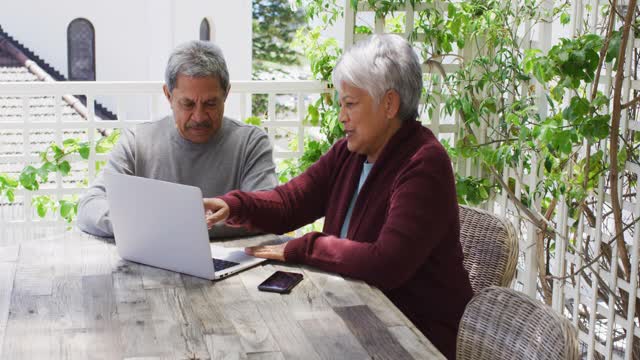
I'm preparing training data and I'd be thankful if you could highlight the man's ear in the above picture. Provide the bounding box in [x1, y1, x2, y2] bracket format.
[384, 89, 401, 119]
[224, 84, 231, 101]
[163, 84, 172, 104]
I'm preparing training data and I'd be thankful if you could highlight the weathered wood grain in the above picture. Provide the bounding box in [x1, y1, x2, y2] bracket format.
[268, 263, 333, 321]
[298, 316, 371, 360]
[141, 265, 184, 289]
[238, 265, 321, 360]
[1, 294, 57, 359]
[12, 263, 54, 296]
[80, 239, 113, 276]
[50, 276, 90, 359]
[217, 299, 280, 354]
[53, 239, 82, 277]
[113, 263, 161, 359]
[302, 267, 363, 308]
[145, 287, 209, 359]
[183, 284, 236, 336]
[82, 274, 123, 360]
[389, 325, 447, 360]
[0, 229, 444, 359]
[0, 263, 16, 356]
[204, 334, 247, 360]
[335, 305, 414, 360]
[246, 352, 285, 360]
[13, 241, 54, 296]
[347, 279, 408, 327]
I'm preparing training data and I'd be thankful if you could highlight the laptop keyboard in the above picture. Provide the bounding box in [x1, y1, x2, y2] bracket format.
[213, 258, 240, 271]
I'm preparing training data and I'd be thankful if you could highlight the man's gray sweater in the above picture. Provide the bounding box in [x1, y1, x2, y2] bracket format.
[77, 116, 278, 238]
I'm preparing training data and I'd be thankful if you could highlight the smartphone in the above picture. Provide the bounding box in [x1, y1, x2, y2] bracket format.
[257, 271, 303, 294]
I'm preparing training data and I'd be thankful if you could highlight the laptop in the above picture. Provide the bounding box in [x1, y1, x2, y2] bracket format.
[104, 170, 267, 280]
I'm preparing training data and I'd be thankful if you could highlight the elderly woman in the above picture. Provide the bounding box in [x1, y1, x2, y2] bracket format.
[204, 34, 472, 359]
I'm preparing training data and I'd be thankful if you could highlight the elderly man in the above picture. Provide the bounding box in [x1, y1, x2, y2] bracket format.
[77, 40, 277, 238]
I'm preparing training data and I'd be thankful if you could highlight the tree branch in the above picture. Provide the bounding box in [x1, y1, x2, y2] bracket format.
[621, 94, 640, 109]
[608, 0, 635, 282]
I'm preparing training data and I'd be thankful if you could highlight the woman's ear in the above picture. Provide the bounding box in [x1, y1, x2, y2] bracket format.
[384, 89, 401, 119]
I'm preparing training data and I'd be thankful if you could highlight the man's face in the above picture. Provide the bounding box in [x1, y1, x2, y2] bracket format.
[163, 74, 228, 143]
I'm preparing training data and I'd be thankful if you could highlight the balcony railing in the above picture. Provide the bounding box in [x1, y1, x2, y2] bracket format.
[0, 80, 330, 224]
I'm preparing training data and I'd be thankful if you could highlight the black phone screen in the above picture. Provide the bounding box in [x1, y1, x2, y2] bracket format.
[257, 271, 303, 293]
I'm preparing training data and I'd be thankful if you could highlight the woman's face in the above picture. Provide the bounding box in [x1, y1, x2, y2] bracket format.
[338, 82, 400, 163]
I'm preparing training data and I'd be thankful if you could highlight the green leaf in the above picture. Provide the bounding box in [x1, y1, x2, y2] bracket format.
[59, 200, 76, 219]
[354, 25, 372, 34]
[562, 96, 590, 122]
[6, 189, 14, 202]
[551, 86, 565, 101]
[38, 162, 57, 182]
[57, 161, 71, 176]
[37, 203, 47, 218]
[0, 174, 18, 188]
[79, 144, 91, 159]
[19, 166, 39, 191]
[63, 138, 78, 147]
[481, 98, 497, 113]
[606, 31, 622, 64]
[506, 113, 520, 126]
[544, 156, 553, 172]
[95, 160, 107, 173]
[306, 104, 320, 126]
[244, 116, 262, 126]
[560, 13, 570, 25]
[523, 49, 541, 73]
[95, 130, 120, 153]
[448, 3, 457, 17]
[51, 144, 64, 159]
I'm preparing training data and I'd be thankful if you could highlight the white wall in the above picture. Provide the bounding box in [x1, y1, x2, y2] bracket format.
[0, 0, 252, 120]
[171, 0, 253, 120]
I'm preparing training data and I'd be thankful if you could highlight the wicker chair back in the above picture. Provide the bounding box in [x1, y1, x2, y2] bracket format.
[456, 287, 580, 360]
[459, 205, 519, 293]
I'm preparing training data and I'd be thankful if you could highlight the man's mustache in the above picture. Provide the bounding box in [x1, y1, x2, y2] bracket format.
[186, 121, 213, 129]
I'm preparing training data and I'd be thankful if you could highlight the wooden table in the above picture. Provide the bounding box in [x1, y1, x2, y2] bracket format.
[0, 226, 445, 360]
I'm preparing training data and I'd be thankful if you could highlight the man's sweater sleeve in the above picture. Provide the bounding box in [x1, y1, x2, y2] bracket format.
[284, 154, 457, 291]
[76, 129, 136, 237]
[239, 128, 278, 191]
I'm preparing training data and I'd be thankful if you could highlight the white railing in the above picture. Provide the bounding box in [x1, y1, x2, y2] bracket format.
[0, 80, 330, 224]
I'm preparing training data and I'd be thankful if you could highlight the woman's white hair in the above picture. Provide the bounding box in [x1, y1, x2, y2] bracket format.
[332, 34, 422, 121]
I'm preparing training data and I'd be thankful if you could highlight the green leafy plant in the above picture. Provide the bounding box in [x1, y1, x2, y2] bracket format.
[0, 129, 120, 222]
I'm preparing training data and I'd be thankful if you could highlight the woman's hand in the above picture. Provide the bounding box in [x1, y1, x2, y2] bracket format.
[203, 198, 230, 229]
[245, 243, 286, 262]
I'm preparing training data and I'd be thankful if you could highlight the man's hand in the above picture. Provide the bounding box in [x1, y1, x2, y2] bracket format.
[203, 198, 230, 229]
[244, 243, 286, 262]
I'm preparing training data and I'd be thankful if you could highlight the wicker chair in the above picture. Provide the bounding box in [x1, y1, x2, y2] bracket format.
[459, 205, 519, 293]
[456, 286, 580, 360]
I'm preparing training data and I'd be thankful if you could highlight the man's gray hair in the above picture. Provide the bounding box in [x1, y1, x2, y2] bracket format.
[165, 40, 230, 93]
[332, 34, 422, 121]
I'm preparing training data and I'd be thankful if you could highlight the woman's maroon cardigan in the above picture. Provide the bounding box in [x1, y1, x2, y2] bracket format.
[219, 119, 473, 359]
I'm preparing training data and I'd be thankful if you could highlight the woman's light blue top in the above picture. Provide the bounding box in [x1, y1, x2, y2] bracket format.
[340, 161, 374, 238]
